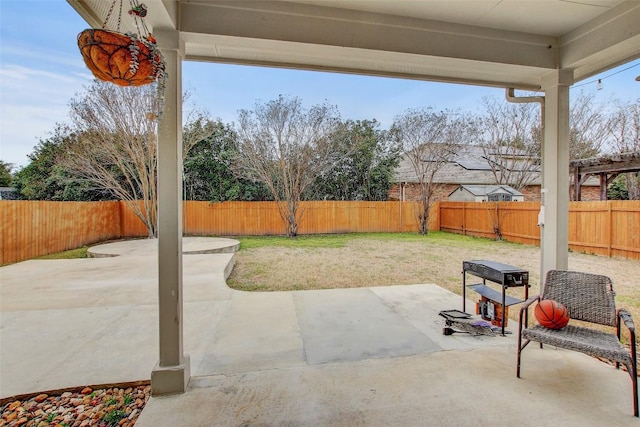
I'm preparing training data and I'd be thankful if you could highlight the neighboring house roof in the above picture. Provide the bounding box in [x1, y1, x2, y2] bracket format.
[450, 184, 524, 197]
[394, 144, 598, 187]
[393, 144, 541, 185]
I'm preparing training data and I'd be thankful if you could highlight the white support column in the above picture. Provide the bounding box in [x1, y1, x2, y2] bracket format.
[151, 29, 190, 395]
[539, 70, 573, 283]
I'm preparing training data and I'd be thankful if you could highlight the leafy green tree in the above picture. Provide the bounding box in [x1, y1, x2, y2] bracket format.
[13, 125, 107, 201]
[183, 120, 270, 201]
[608, 175, 629, 200]
[0, 161, 13, 187]
[306, 119, 400, 201]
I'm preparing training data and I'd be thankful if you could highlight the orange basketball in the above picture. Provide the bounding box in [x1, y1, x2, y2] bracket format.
[534, 299, 569, 329]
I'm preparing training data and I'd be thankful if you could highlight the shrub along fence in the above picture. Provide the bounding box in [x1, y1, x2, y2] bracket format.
[1, 199, 638, 264]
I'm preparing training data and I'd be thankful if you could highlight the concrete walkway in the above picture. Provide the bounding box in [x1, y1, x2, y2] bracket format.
[87, 237, 240, 257]
[1, 238, 637, 425]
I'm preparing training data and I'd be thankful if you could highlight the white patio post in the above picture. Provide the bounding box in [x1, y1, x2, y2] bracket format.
[151, 29, 190, 395]
[539, 70, 573, 282]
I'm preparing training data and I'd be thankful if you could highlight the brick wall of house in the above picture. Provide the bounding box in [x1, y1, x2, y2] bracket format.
[520, 186, 541, 202]
[523, 185, 600, 202]
[388, 184, 403, 201]
[577, 186, 601, 201]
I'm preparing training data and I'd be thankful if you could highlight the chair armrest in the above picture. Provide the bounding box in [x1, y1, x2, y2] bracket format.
[520, 295, 540, 314]
[518, 295, 540, 329]
[618, 309, 637, 375]
[618, 309, 635, 332]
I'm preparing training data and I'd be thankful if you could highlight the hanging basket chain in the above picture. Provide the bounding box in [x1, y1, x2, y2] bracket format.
[102, 0, 123, 32]
[129, 0, 151, 37]
[126, 0, 167, 118]
[77, 0, 168, 118]
[127, 0, 148, 77]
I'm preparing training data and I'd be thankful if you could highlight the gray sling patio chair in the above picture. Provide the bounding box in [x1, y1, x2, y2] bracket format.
[516, 269, 638, 417]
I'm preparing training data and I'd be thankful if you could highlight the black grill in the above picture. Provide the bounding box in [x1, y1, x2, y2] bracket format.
[462, 260, 528, 287]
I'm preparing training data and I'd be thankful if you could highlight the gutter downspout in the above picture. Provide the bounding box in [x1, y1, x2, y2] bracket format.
[505, 88, 546, 287]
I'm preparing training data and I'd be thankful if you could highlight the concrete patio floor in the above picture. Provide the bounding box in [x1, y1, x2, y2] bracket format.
[0, 238, 637, 426]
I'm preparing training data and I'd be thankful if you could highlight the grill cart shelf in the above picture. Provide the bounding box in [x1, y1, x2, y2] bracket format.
[462, 260, 529, 336]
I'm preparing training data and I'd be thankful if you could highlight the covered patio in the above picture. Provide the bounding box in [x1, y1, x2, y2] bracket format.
[64, 0, 640, 422]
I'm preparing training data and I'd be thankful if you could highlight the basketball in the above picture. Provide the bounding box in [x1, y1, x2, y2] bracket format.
[534, 299, 570, 329]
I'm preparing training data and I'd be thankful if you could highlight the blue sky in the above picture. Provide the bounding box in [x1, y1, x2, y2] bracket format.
[1, 0, 639, 168]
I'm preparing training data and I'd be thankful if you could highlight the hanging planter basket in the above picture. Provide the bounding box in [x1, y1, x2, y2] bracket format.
[77, 0, 166, 92]
[76, 1, 167, 117]
[78, 28, 164, 87]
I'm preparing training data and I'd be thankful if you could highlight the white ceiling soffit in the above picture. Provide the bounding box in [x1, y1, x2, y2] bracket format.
[68, 0, 640, 90]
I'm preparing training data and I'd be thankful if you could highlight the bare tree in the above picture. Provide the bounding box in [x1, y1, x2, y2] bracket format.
[235, 95, 341, 236]
[477, 96, 541, 191]
[66, 81, 159, 237]
[479, 92, 613, 199]
[392, 108, 471, 234]
[605, 99, 640, 199]
[569, 91, 611, 160]
[63, 81, 216, 237]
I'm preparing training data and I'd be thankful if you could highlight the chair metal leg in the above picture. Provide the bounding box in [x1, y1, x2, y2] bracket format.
[626, 359, 639, 417]
[632, 370, 638, 417]
[516, 337, 522, 378]
[517, 338, 531, 378]
[630, 339, 638, 417]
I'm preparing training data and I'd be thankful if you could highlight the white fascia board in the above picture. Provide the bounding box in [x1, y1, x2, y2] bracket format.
[66, 0, 104, 28]
[560, 1, 640, 80]
[180, 1, 557, 70]
[67, 0, 177, 32]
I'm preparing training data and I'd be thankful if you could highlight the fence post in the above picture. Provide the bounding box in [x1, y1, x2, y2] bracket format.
[119, 201, 125, 238]
[607, 201, 612, 258]
[462, 203, 466, 235]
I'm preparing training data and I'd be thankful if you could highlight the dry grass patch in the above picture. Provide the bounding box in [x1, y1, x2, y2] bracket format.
[228, 232, 640, 322]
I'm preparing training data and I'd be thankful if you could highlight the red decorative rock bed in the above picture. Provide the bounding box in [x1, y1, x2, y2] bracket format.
[0, 382, 150, 427]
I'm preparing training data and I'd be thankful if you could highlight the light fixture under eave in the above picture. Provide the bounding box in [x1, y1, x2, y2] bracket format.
[597, 79, 603, 90]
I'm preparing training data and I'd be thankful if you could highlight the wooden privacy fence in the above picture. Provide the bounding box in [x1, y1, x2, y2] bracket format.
[0, 200, 429, 264]
[439, 201, 541, 246]
[439, 200, 640, 260]
[120, 200, 429, 236]
[0, 201, 121, 265]
[569, 201, 640, 259]
[1, 199, 638, 264]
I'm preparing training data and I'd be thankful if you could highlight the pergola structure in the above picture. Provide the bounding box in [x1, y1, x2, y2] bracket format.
[67, 0, 640, 395]
[571, 151, 640, 200]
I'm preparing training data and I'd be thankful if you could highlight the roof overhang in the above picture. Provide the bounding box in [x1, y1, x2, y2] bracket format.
[67, 0, 640, 90]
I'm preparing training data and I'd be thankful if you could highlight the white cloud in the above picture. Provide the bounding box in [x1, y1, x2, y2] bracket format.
[0, 63, 91, 167]
[1, 64, 88, 88]
[0, 44, 87, 71]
